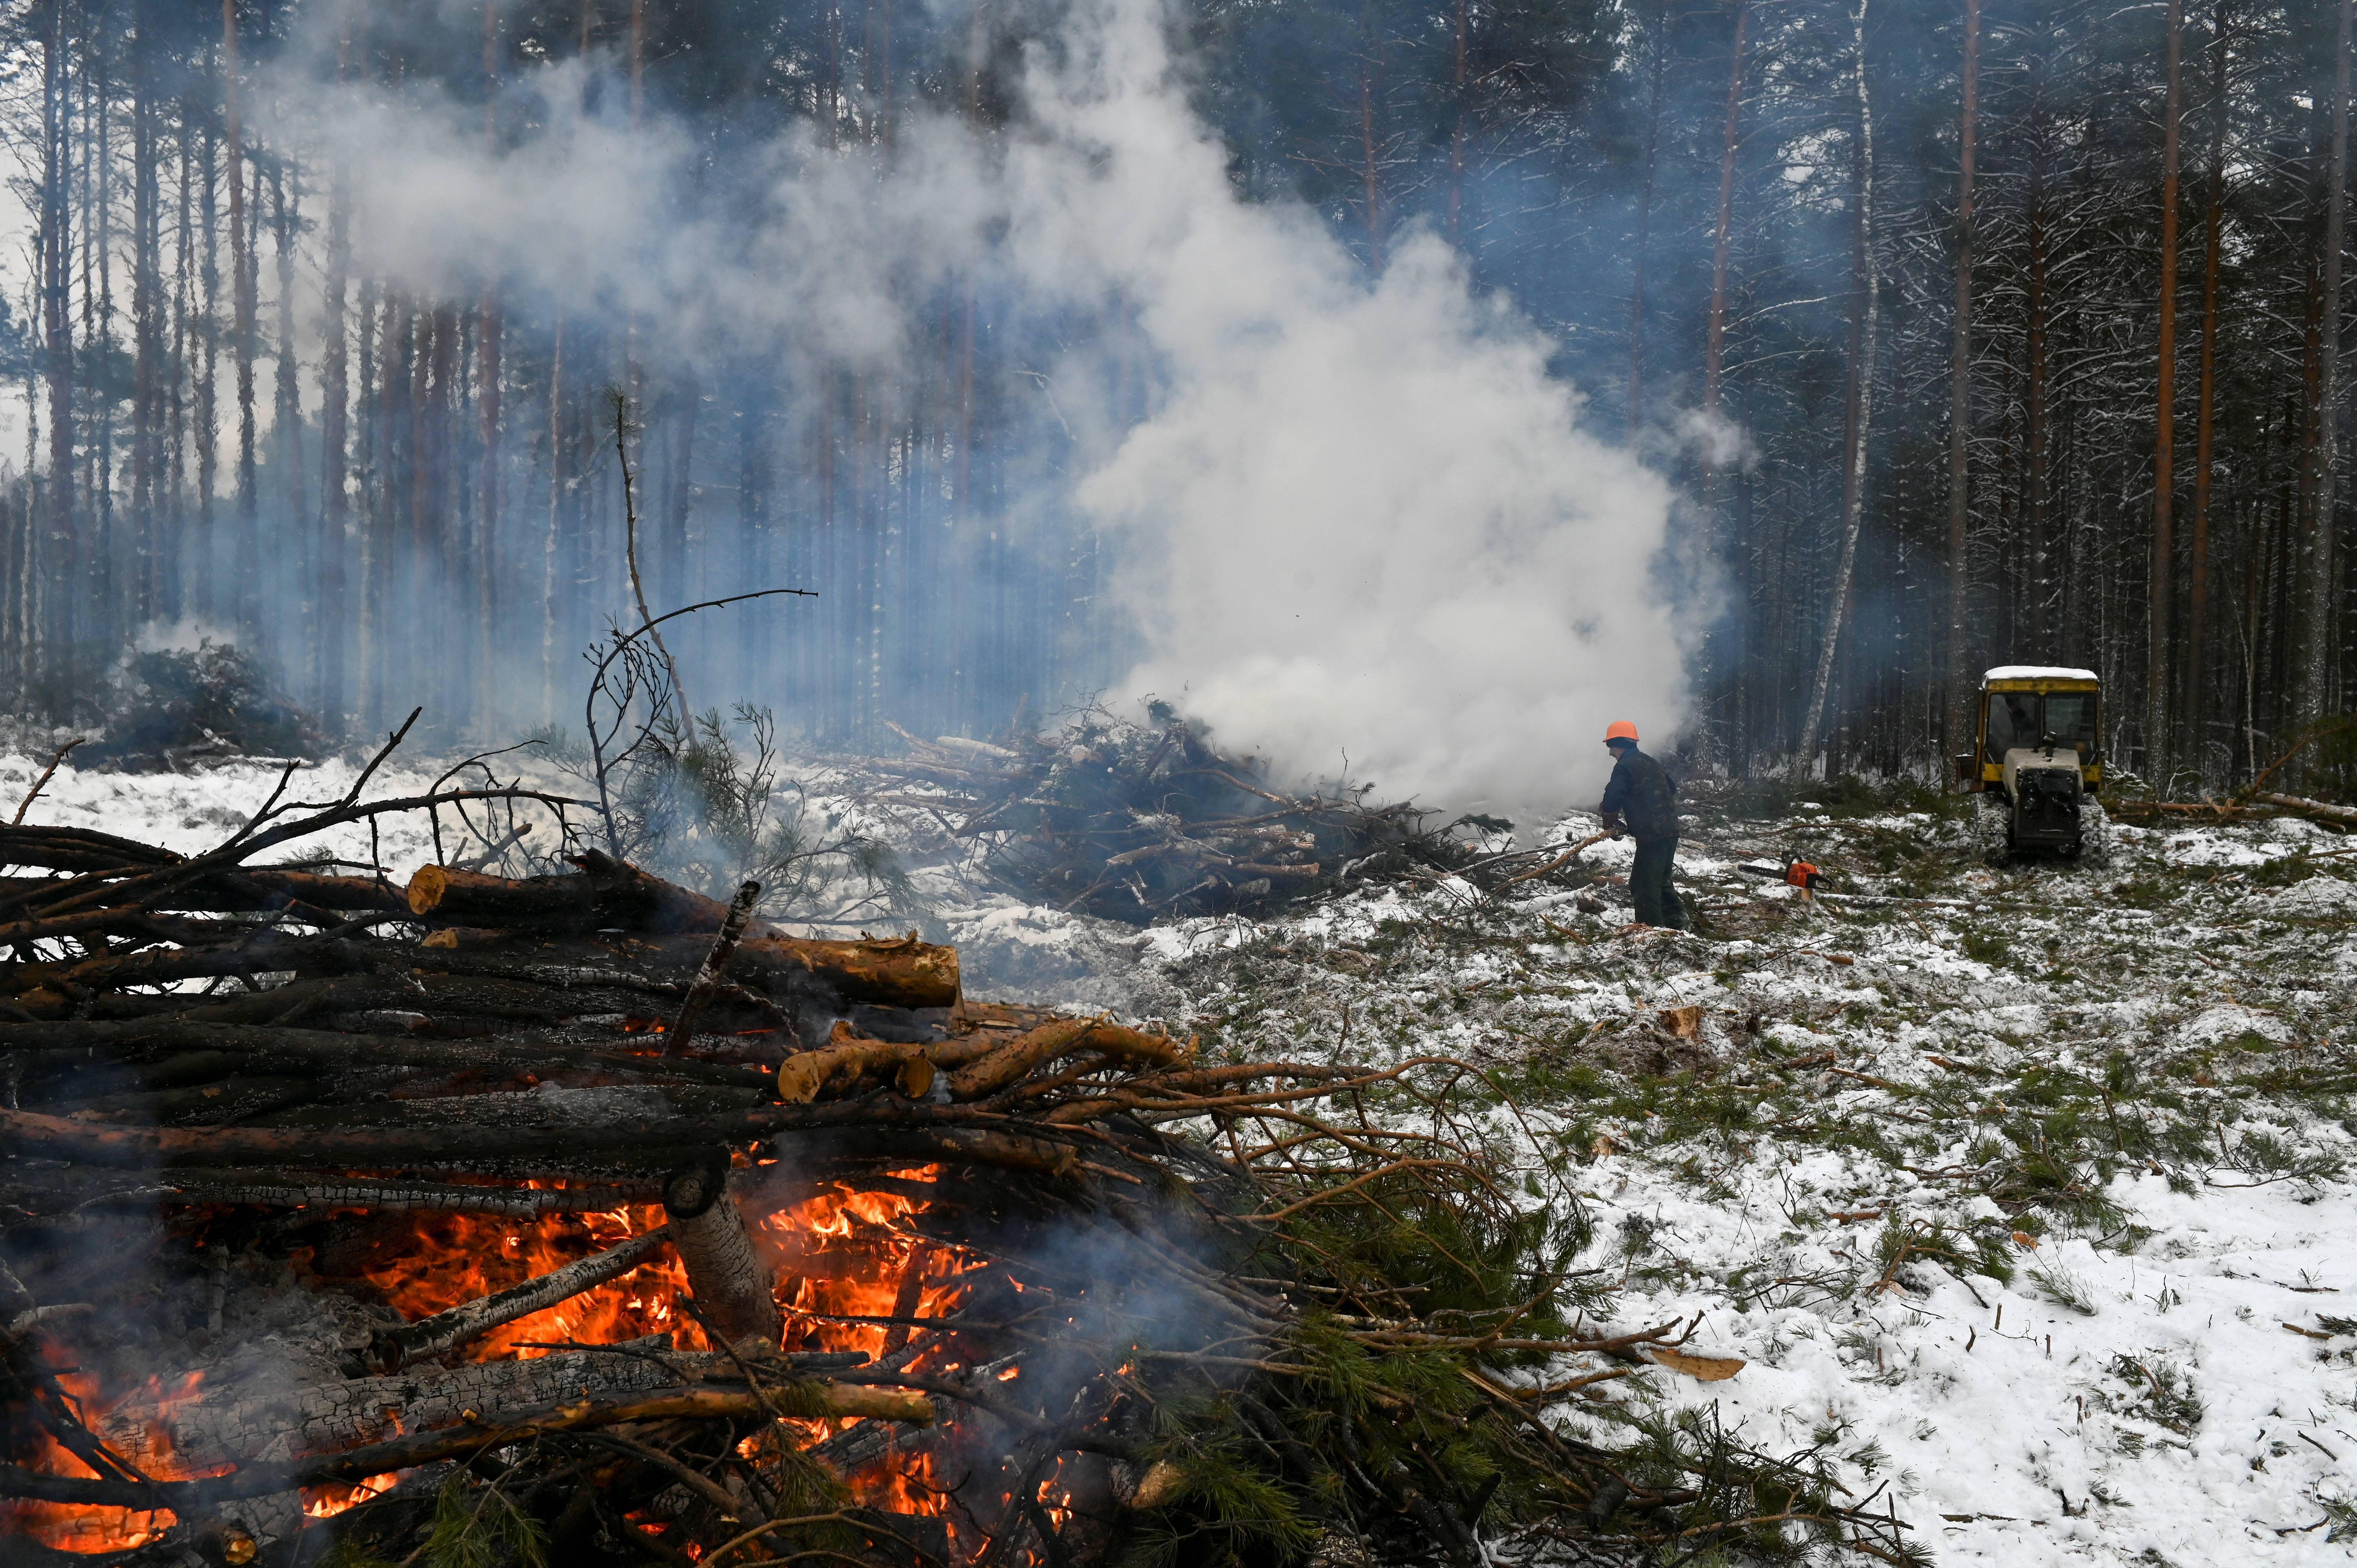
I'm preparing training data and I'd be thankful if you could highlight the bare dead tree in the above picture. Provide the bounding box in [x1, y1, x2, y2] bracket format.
[1793, 0, 1879, 782]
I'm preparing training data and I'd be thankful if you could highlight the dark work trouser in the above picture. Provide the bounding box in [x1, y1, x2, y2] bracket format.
[1631, 834, 1684, 929]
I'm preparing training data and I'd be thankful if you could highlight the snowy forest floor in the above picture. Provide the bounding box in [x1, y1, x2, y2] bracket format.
[10, 748, 2357, 1566]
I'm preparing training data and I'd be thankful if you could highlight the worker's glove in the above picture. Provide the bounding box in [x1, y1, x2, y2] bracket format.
[1601, 811, 1625, 841]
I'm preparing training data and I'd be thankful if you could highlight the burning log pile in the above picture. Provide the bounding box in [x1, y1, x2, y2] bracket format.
[869, 709, 1502, 923]
[0, 735, 1921, 1568]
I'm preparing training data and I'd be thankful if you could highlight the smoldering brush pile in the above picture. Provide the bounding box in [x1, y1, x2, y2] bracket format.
[0, 730, 1918, 1568]
[867, 709, 1512, 923]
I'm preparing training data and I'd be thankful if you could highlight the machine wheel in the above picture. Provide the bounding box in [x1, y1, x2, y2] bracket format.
[2067, 797, 2112, 867]
[1974, 794, 2011, 863]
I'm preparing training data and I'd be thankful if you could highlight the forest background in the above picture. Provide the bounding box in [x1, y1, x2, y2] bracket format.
[0, 0, 2352, 802]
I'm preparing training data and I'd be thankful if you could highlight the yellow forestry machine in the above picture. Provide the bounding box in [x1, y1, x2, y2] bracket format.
[1953, 666, 2110, 864]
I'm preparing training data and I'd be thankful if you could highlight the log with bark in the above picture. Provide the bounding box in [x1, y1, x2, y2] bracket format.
[2103, 791, 2357, 829]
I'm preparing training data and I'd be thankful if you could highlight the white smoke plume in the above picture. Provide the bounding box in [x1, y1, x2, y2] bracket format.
[266, 0, 1693, 824]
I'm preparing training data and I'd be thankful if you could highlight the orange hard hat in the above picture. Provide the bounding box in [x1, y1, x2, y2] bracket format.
[1604, 720, 1640, 744]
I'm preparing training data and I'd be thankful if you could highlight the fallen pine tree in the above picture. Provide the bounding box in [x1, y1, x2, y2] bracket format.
[2098, 792, 2355, 830]
[0, 727, 1922, 1568]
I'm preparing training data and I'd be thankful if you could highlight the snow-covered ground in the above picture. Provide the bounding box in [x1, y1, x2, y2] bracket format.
[13, 751, 2357, 1564]
[1112, 796, 2357, 1566]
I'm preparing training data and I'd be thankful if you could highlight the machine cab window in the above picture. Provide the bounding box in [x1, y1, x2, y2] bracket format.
[2043, 692, 2097, 755]
[1984, 694, 2039, 762]
[1982, 690, 2097, 763]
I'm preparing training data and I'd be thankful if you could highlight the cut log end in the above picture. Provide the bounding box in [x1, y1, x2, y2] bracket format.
[777, 1024, 935, 1105]
[406, 863, 455, 916]
[1124, 1457, 1187, 1511]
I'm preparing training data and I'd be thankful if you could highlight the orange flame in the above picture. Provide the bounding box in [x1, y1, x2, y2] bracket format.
[11, 1166, 995, 1554]
[0, 1368, 212, 1552]
[304, 1473, 401, 1519]
[313, 1201, 693, 1360]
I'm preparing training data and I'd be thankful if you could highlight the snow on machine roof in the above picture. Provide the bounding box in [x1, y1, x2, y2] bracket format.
[1982, 665, 2099, 683]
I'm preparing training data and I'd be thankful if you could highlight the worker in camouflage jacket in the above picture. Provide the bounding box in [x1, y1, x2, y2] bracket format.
[1598, 721, 1685, 931]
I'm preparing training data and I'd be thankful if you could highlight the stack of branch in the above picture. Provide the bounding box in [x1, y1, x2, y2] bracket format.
[0, 754, 1918, 1567]
[869, 711, 1495, 922]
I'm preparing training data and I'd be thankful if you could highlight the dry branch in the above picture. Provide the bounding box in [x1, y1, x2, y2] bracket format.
[665, 879, 763, 1050]
[1492, 831, 1611, 893]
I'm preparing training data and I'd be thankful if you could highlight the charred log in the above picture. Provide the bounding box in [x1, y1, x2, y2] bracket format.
[0, 1170, 659, 1221]
[79, 1352, 929, 1497]
[361, 1227, 674, 1372]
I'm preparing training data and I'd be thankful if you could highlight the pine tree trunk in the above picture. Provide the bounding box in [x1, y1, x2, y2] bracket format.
[476, 296, 502, 723]
[2299, 0, 2353, 761]
[2150, 0, 2184, 779]
[167, 97, 191, 620]
[378, 293, 412, 724]
[2025, 71, 2050, 653]
[2297, 109, 2330, 732]
[1360, 53, 1383, 269]
[1627, 0, 1666, 433]
[824, 0, 841, 146]
[92, 19, 117, 636]
[1701, 2, 1747, 479]
[815, 376, 836, 740]
[736, 365, 773, 705]
[422, 305, 457, 711]
[41, 0, 76, 655]
[2186, 0, 2231, 783]
[1793, 0, 1878, 780]
[418, 308, 453, 549]
[321, 36, 352, 726]
[666, 367, 700, 621]
[631, 0, 646, 125]
[225, 0, 258, 628]
[1942, 0, 1982, 774]
[196, 116, 217, 621]
[541, 316, 564, 721]
[478, 0, 503, 730]
[2242, 493, 2262, 772]
[2, 418, 19, 694]
[1447, 0, 1468, 245]
[130, 7, 158, 625]
[2275, 421, 2297, 734]
[353, 278, 378, 727]
[272, 168, 305, 543]
[1702, 2, 1747, 766]
[878, 0, 895, 149]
